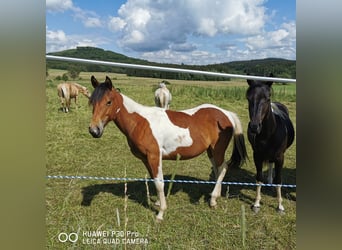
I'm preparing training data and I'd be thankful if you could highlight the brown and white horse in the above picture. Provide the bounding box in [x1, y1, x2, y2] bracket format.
[57, 82, 91, 112]
[154, 82, 172, 109]
[88, 76, 247, 221]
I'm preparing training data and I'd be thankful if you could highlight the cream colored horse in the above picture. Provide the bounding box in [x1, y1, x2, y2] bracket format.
[57, 82, 91, 113]
[154, 82, 172, 109]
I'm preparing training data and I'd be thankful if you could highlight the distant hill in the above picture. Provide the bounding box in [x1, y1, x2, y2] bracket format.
[47, 46, 296, 80]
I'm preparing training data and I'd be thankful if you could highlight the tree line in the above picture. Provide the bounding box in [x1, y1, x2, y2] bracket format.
[46, 46, 296, 81]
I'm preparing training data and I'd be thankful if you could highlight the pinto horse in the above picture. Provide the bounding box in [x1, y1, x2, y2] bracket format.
[88, 76, 248, 221]
[57, 82, 91, 113]
[246, 78, 295, 213]
[154, 82, 172, 109]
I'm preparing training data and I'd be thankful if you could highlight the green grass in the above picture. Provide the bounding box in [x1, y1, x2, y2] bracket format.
[46, 70, 296, 249]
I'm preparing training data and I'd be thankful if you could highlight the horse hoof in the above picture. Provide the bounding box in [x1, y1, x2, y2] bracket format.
[209, 200, 217, 208]
[251, 205, 260, 213]
[277, 208, 285, 215]
[156, 215, 163, 222]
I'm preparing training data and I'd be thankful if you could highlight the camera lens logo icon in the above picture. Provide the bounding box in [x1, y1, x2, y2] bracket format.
[58, 232, 78, 243]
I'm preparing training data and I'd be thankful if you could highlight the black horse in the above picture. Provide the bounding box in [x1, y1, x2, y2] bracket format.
[246, 77, 295, 213]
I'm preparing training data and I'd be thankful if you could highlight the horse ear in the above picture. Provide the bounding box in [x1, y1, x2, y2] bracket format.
[91, 75, 99, 88]
[266, 73, 274, 87]
[247, 79, 253, 86]
[246, 73, 254, 86]
[265, 81, 273, 87]
[104, 76, 113, 90]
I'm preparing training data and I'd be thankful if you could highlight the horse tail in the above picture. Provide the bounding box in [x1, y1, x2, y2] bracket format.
[284, 115, 295, 149]
[160, 92, 166, 109]
[60, 84, 71, 110]
[227, 112, 248, 168]
[155, 89, 168, 109]
[61, 85, 69, 100]
[60, 86, 66, 98]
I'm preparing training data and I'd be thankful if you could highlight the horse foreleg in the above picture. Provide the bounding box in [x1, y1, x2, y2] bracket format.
[267, 162, 273, 184]
[75, 96, 78, 109]
[154, 172, 166, 221]
[276, 185, 284, 212]
[274, 157, 284, 212]
[148, 153, 167, 221]
[210, 161, 227, 207]
[65, 98, 71, 113]
[252, 159, 263, 212]
[252, 182, 262, 213]
[60, 97, 66, 112]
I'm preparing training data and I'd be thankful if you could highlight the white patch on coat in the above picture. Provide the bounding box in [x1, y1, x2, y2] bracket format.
[271, 102, 286, 119]
[181, 104, 238, 131]
[122, 95, 193, 155]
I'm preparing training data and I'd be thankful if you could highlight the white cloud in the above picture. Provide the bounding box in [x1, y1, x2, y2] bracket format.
[245, 21, 296, 51]
[108, 17, 126, 32]
[46, 27, 111, 53]
[198, 18, 217, 37]
[46, 0, 295, 64]
[46, 0, 73, 12]
[140, 19, 296, 65]
[109, 0, 267, 52]
[46, 29, 67, 42]
[72, 7, 103, 28]
[47, 1, 102, 28]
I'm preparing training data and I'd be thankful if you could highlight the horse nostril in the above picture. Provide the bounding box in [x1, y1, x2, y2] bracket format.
[249, 122, 260, 133]
[89, 126, 100, 138]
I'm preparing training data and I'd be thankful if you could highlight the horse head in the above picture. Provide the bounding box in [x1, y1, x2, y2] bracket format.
[89, 76, 121, 138]
[246, 77, 273, 135]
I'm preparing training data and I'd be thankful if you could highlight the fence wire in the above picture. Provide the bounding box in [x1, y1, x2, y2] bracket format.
[46, 175, 296, 188]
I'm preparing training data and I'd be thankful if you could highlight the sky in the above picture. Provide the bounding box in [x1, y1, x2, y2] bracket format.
[46, 0, 296, 65]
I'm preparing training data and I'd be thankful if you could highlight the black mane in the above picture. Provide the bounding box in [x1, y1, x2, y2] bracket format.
[246, 81, 273, 99]
[89, 83, 111, 106]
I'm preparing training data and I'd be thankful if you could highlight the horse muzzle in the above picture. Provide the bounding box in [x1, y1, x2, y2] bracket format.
[248, 122, 261, 134]
[89, 125, 103, 138]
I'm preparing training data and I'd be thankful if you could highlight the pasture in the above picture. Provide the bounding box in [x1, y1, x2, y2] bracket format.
[46, 70, 296, 249]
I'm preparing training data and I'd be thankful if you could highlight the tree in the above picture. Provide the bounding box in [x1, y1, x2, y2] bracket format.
[68, 65, 81, 80]
[62, 73, 68, 81]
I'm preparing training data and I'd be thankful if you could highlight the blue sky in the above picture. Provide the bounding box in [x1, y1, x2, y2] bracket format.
[46, 0, 296, 65]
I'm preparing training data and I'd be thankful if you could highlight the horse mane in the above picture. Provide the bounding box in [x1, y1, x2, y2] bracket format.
[89, 83, 109, 106]
[69, 82, 85, 90]
[89, 82, 120, 106]
[246, 81, 274, 97]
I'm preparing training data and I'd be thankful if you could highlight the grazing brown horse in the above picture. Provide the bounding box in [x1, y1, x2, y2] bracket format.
[57, 82, 91, 112]
[246, 77, 295, 213]
[154, 82, 172, 109]
[88, 76, 247, 221]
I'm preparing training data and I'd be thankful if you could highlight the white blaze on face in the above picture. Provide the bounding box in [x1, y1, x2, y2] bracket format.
[122, 95, 193, 155]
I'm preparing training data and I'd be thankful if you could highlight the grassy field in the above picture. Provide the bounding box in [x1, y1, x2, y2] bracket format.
[46, 70, 296, 249]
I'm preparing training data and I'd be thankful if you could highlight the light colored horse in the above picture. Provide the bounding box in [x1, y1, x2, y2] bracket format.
[57, 82, 91, 113]
[154, 82, 172, 109]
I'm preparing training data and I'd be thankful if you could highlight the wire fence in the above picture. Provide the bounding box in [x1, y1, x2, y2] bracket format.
[46, 175, 296, 188]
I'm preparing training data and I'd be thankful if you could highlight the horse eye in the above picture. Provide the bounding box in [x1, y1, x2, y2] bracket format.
[106, 100, 112, 106]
